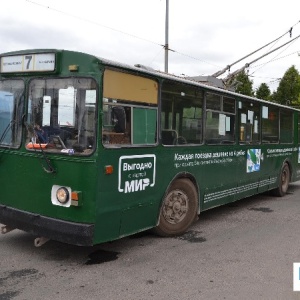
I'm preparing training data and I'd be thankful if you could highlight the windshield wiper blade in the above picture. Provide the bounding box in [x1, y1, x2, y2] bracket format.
[24, 121, 56, 174]
[39, 144, 56, 174]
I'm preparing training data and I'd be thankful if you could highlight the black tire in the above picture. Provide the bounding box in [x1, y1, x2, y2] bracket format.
[154, 178, 198, 236]
[272, 163, 290, 197]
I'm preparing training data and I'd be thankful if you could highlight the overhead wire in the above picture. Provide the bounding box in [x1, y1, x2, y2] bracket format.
[25, 0, 219, 69]
[25, 0, 300, 82]
[253, 50, 300, 68]
[249, 42, 296, 76]
[249, 21, 300, 76]
[25, 0, 163, 48]
[213, 20, 300, 78]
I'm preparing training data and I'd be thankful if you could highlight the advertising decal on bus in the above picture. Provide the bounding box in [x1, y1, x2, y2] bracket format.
[173, 149, 244, 169]
[172, 147, 298, 171]
[247, 149, 261, 173]
[203, 177, 277, 203]
[266, 147, 297, 158]
[118, 154, 156, 193]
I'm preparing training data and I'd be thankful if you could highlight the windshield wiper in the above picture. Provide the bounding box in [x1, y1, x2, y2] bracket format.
[38, 143, 56, 174]
[24, 121, 56, 174]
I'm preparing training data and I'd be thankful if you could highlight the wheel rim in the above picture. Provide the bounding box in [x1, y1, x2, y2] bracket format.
[162, 189, 189, 224]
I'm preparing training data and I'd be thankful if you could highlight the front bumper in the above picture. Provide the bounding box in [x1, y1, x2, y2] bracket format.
[0, 205, 94, 246]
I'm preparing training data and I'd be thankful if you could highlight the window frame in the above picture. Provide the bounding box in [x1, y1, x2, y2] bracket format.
[205, 92, 236, 145]
[102, 68, 158, 148]
[237, 99, 261, 145]
[160, 80, 204, 146]
[261, 104, 279, 144]
[26, 76, 98, 156]
[0, 79, 25, 149]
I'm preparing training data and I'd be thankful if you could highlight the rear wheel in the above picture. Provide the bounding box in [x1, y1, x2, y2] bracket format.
[154, 178, 198, 236]
[272, 163, 290, 197]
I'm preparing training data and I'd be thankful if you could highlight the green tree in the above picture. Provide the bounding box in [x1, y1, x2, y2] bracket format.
[256, 83, 271, 100]
[233, 70, 254, 96]
[273, 65, 300, 107]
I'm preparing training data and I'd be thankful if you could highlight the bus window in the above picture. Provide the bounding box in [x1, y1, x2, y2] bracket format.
[205, 93, 235, 144]
[280, 109, 293, 143]
[262, 105, 279, 143]
[0, 80, 24, 148]
[102, 103, 131, 144]
[26, 78, 97, 155]
[102, 69, 158, 146]
[206, 93, 221, 111]
[161, 81, 203, 145]
[223, 96, 235, 113]
[238, 100, 260, 144]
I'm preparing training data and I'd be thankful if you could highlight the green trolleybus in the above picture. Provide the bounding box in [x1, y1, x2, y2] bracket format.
[0, 49, 300, 246]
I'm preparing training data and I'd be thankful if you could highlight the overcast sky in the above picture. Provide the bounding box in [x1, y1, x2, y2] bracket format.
[1, 0, 300, 91]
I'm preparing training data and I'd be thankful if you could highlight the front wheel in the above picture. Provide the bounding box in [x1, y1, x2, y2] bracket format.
[272, 163, 290, 197]
[154, 178, 198, 236]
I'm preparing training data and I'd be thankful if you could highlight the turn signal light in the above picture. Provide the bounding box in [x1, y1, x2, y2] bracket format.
[105, 165, 114, 174]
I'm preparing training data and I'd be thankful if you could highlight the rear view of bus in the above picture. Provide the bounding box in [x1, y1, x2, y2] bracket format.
[0, 50, 98, 246]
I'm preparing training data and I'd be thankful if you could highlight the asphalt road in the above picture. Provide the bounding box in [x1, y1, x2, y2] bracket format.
[1, 183, 300, 300]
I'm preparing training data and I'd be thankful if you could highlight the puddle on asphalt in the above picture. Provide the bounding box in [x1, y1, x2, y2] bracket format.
[176, 230, 207, 243]
[85, 249, 120, 265]
[249, 207, 274, 213]
[0, 268, 40, 300]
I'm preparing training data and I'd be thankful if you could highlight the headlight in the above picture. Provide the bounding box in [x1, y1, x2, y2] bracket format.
[56, 187, 69, 204]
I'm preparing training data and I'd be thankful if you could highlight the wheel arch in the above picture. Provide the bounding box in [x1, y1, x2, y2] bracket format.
[282, 158, 292, 181]
[271, 158, 292, 197]
[156, 172, 201, 225]
[153, 173, 200, 236]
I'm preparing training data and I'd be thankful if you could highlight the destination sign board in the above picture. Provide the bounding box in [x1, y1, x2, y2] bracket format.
[0, 53, 55, 73]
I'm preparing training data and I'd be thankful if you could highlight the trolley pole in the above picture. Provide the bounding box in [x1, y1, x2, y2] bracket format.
[164, 0, 169, 73]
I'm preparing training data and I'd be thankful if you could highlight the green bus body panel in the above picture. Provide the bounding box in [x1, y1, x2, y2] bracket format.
[0, 150, 97, 223]
[2, 143, 299, 245]
[94, 143, 300, 245]
[132, 108, 157, 144]
[94, 148, 162, 244]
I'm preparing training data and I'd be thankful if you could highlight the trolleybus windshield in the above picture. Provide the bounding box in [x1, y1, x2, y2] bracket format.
[25, 77, 97, 155]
